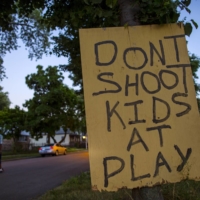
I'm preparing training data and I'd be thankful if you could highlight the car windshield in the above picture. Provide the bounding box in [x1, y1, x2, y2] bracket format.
[44, 144, 54, 147]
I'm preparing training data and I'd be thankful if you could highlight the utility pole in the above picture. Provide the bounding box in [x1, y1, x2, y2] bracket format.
[83, 135, 88, 150]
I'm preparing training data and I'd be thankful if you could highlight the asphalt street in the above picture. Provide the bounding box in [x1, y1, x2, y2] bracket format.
[0, 151, 89, 200]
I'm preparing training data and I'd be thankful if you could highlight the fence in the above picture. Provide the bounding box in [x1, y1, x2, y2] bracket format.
[2, 142, 34, 151]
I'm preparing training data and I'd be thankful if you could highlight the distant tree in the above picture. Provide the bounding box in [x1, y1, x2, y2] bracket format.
[0, 86, 11, 110]
[189, 53, 200, 111]
[24, 65, 80, 144]
[0, 58, 6, 81]
[0, 106, 26, 152]
[190, 53, 200, 93]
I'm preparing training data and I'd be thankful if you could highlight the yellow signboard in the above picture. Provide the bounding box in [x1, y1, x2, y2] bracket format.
[79, 23, 200, 191]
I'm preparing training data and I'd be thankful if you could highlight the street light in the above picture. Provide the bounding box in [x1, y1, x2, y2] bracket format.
[82, 135, 88, 150]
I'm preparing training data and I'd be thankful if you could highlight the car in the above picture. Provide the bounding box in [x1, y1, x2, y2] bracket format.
[39, 143, 67, 157]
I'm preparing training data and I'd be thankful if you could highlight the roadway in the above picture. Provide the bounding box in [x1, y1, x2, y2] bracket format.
[0, 151, 89, 200]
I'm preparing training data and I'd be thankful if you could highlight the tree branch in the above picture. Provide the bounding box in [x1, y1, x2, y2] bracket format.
[50, 135, 57, 144]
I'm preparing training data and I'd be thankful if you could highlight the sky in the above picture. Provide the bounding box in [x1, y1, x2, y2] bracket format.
[1, 0, 200, 109]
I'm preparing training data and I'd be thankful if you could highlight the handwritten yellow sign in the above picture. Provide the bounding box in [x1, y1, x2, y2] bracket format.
[79, 24, 200, 191]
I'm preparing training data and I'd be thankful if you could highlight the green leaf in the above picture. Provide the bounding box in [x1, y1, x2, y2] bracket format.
[83, 0, 90, 5]
[106, 0, 117, 8]
[92, 0, 102, 4]
[185, 7, 191, 14]
[97, 9, 103, 17]
[184, 22, 192, 36]
[124, 23, 129, 29]
[182, 0, 191, 7]
[164, 1, 170, 6]
[191, 19, 198, 29]
[173, 12, 180, 23]
[103, 10, 113, 17]
[141, 15, 148, 22]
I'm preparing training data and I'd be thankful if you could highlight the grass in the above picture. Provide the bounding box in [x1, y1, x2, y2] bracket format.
[2, 147, 86, 161]
[36, 172, 133, 200]
[2, 153, 39, 161]
[67, 147, 86, 153]
[35, 172, 200, 200]
[162, 180, 200, 200]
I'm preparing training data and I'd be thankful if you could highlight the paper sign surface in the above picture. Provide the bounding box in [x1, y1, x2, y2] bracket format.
[79, 23, 200, 191]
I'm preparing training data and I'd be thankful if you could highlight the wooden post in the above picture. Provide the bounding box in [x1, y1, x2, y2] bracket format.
[118, 0, 164, 199]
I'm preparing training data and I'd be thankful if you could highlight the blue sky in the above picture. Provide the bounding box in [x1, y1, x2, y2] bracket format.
[2, 49, 73, 108]
[1, 0, 200, 109]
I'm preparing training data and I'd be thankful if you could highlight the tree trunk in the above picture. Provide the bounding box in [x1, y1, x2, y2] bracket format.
[50, 135, 57, 144]
[47, 133, 50, 144]
[118, 0, 140, 26]
[58, 132, 67, 144]
[118, 0, 164, 199]
[13, 137, 18, 153]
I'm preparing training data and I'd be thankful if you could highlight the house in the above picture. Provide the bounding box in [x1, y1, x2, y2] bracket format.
[2, 130, 30, 151]
[30, 128, 83, 147]
[2, 128, 84, 150]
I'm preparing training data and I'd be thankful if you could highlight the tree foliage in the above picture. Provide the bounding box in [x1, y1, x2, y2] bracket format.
[0, 86, 11, 110]
[190, 53, 200, 94]
[189, 53, 200, 110]
[46, 0, 198, 91]
[0, 1, 51, 61]
[23, 65, 81, 143]
[0, 106, 26, 144]
[1, 1, 198, 90]
[0, 58, 6, 81]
